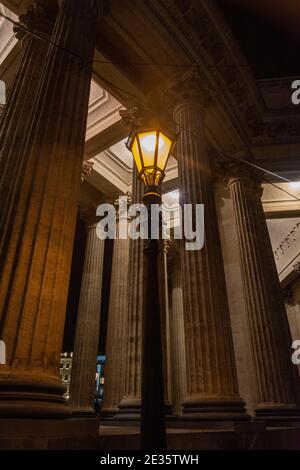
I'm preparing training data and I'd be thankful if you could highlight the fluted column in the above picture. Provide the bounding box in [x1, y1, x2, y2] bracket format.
[0, 0, 102, 418]
[101, 196, 131, 416]
[162, 239, 173, 414]
[118, 169, 144, 419]
[173, 88, 248, 420]
[69, 217, 105, 415]
[170, 253, 187, 416]
[227, 165, 300, 420]
[0, 1, 57, 246]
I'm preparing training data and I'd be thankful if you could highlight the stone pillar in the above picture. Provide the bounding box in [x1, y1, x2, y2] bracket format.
[118, 170, 144, 419]
[227, 164, 300, 420]
[0, 1, 57, 247]
[0, 0, 102, 418]
[162, 240, 173, 413]
[170, 252, 187, 416]
[173, 82, 248, 420]
[69, 215, 105, 415]
[101, 196, 131, 416]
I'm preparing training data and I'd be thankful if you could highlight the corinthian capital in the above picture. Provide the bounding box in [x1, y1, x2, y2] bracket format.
[167, 66, 214, 112]
[114, 192, 132, 221]
[15, 1, 58, 41]
[163, 238, 173, 255]
[217, 150, 262, 190]
[81, 161, 94, 182]
[0, 103, 4, 120]
[293, 262, 300, 276]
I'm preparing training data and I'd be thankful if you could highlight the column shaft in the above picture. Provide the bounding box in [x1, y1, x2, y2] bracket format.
[69, 223, 104, 415]
[170, 256, 187, 416]
[0, 0, 101, 418]
[101, 206, 130, 416]
[174, 99, 247, 420]
[161, 241, 173, 413]
[118, 169, 144, 419]
[228, 171, 300, 419]
[0, 2, 56, 260]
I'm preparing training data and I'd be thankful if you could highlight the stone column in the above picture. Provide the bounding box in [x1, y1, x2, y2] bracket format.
[0, 0, 103, 418]
[118, 176, 172, 419]
[101, 196, 131, 417]
[227, 164, 300, 420]
[0, 1, 57, 246]
[118, 169, 144, 419]
[162, 239, 173, 413]
[173, 80, 248, 420]
[170, 252, 187, 416]
[69, 215, 105, 415]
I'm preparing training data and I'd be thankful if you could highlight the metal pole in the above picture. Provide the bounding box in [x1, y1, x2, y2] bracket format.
[140, 187, 167, 450]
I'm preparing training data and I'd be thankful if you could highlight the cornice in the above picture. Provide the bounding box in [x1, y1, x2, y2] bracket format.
[85, 81, 123, 141]
[274, 222, 300, 262]
[144, 0, 263, 145]
[0, 4, 17, 65]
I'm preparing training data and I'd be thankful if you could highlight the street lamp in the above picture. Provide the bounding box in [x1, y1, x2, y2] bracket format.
[127, 124, 176, 450]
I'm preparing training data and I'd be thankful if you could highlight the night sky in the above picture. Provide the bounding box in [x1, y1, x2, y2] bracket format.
[219, 0, 300, 79]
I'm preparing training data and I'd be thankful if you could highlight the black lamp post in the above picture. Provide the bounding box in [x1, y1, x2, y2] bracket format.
[127, 125, 176, 450]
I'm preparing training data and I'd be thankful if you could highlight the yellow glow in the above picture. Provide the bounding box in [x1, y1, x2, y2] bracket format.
[136, 132, 156, 167]
[129, 129, 175, 186]
[156, 132, 172, 172]
[140, 133, 164, 153]
[131, 136, 142, 173]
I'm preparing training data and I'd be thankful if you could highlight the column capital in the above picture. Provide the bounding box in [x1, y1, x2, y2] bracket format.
[15, 1, 58, 41]
[168, 67, 214, 114]
[114, 192, 132, 221]
[78, 205, 100, 229]
[283, 288, 293, 305]
[81, 161, 94, 183]
[218, 153, 262, 191]
[163, 238, 173, 255]
[293, 261, 300, 276]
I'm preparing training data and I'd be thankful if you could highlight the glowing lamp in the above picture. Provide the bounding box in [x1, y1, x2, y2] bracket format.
[127, 128, 176, 187]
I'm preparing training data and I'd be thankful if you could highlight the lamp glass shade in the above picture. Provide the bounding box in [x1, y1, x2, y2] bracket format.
[131, 136, 143, 174]
[129, 129, 174, 186]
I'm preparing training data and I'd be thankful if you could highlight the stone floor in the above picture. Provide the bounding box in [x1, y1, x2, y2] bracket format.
[0, 420, 300, 450]
[99, 424, 300, 450]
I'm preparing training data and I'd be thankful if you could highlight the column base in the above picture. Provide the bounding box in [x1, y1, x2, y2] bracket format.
[0, 376, 71, 419]
[116, 397, 141, 421]
[116, 398, 174, 421]
[182, 398, 251, 421]
[255, 403, 300, 422]
[100, 407, 119, 419]
[71, 408, 97, 418]
[0, 417, 100, 450]
[164, 401, 174, 416]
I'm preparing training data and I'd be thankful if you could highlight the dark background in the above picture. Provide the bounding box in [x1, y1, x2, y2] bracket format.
[219, 0, 300, 78]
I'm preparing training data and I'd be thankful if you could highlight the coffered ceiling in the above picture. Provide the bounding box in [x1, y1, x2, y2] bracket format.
[0, 4, 16, 65]
[0, 2, 178, 196]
